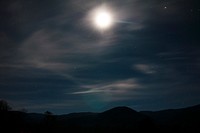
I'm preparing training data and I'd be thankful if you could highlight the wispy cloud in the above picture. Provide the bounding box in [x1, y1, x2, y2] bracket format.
[71, 78, 141, 95]
[133, 64, 156, 74]
[19, 27, 117, 70]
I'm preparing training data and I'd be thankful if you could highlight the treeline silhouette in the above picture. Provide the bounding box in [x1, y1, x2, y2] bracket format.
[0, 100, 199, 133]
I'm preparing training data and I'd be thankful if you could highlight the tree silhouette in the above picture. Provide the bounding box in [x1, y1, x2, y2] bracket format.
[0, 99, 12, 111]
[43, 111, 56, 132]
[44, 111, 53, 116]
[19, 108, 28, 113]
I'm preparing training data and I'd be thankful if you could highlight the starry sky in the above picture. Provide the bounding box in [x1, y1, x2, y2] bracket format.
[0, 0, 200, 114]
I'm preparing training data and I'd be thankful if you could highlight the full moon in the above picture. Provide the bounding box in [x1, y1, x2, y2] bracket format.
[94, 11, 113, 30]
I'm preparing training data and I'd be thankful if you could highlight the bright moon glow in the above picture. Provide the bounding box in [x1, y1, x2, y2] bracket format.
[94, 11, 113, 30]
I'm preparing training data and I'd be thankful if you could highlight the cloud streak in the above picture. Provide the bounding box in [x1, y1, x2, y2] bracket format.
[133, 64, 156, 74]
[71, 78, 141, 95]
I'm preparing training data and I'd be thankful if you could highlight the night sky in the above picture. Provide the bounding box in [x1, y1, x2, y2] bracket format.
[0, 0, 200, 114]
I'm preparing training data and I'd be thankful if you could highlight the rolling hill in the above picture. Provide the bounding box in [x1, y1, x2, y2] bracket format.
[0, 104, 199, 133]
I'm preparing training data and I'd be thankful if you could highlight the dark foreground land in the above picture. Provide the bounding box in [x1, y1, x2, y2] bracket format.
[0, 104, 200, 133]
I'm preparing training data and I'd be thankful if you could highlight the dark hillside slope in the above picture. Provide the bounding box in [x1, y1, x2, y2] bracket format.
[141, 104, 200, 133]
[0, 104, 199, 133]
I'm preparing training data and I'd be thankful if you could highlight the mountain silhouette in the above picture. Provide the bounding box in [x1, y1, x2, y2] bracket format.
[141, 104, 200, 133]
[101, 106, 137, 115]
[98, 106, 148, 127]
[0, 104, 200, 133]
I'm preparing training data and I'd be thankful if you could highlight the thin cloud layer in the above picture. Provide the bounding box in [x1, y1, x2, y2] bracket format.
[72, 78, 140, 95]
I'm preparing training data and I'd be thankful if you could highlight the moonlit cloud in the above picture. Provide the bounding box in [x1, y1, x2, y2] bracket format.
[134, 64, 156, 74]
[71, 78, 141, 95]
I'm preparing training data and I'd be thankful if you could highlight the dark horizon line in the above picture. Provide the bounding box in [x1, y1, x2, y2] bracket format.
[9, 103, 200, 115]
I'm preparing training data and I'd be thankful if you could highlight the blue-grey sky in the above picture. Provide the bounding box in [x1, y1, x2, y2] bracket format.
[0, 0, 200, 114]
